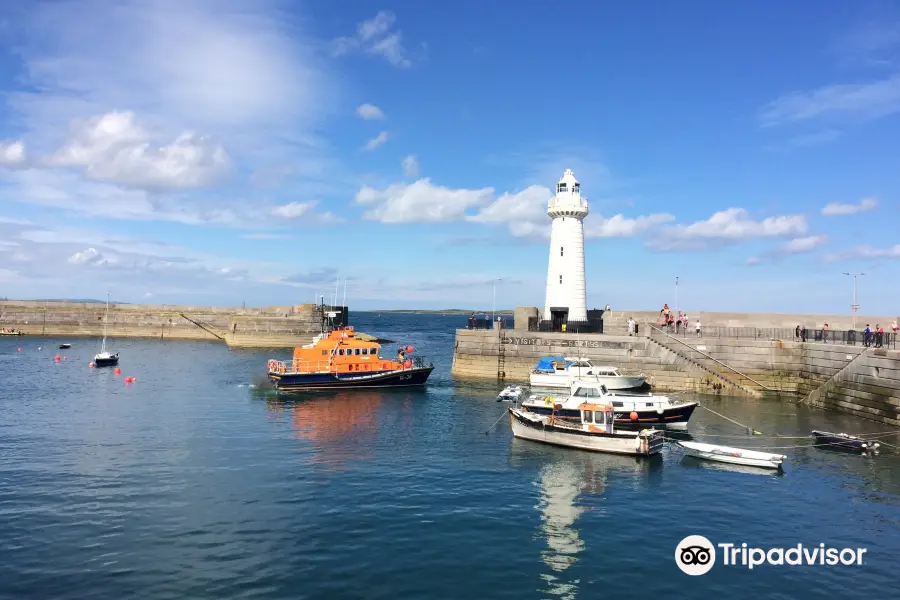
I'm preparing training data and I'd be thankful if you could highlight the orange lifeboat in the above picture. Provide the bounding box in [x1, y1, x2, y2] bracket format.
[266, 326, 433, 391]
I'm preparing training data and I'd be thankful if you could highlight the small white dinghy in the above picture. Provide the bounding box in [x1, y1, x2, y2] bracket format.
[678, 441, 786, 470]
[497, 384, 526, 402]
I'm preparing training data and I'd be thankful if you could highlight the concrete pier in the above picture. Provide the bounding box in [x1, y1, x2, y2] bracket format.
[452, 306, 900, 426]
[0, 300, 345, 348]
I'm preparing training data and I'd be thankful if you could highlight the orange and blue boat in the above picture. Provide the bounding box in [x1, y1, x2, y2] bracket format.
[266, 326, 434, 391]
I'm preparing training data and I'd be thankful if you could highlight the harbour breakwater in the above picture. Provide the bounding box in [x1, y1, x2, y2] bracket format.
[452, 309, 900, 426]
[0, 300, 347, 348]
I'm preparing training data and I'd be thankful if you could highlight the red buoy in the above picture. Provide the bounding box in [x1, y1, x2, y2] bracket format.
[54, 354, 61, 361]
[630, 411, 639, 421]
[406, 345, 414, 353]
[114, 367, 121, 375]
[403, 360, 412, 369]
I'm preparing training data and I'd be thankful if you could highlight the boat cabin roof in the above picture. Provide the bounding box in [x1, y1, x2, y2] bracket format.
[571, 383, 609, 397]
[577, 402, 613, 411]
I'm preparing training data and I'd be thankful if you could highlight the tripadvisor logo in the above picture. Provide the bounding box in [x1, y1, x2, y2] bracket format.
[675, 536, 868, 575]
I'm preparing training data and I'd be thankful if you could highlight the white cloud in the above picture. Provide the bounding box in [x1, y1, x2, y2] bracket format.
[779, 235, 827, 253]
[821, 197, 878, 215]
[356, 179, 494, 223]
[68, 247, 110, 266]
[586, 213, 675, 238]
[759, 75, 900, 126]
[364, 131, 390, 151]
[649, 208, 808, 251]
[401, 155, 419, 178]
[270, 202, 314, 219]
[50, 111, 231, 190]
[241, 232, 295, 240]
[1, 0, 342, 225]
[356, 104, 385, 120]
[358, 179, 671, 242]
[1, 140, 27, 167]
[332, 11, 413, 68]
[827, 244, 900, 261]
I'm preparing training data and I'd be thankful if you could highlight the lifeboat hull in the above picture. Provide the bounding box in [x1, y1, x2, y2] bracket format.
[269, 365, 434, 391]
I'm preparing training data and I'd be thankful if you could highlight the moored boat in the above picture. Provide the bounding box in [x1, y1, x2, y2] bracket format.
[0, 328, 23, 336]
[678, 441, 786, 470]
[508, 403, 664, 456]
[521, 381, 697, 429]
[59, 343, 71, 349]
[530, 357, 648, 391]
[812, 430, 880, 452]
[267, 326, 434, 391]
[497, 384, 525, 402]
[92, 293, 119, 368]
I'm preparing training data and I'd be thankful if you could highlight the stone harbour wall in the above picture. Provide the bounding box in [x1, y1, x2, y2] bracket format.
[0, 301, 338, 348]
[452, 328, 900, 426]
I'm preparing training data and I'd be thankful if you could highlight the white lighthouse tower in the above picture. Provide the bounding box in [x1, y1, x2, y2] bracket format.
[543, 168, 588, 325]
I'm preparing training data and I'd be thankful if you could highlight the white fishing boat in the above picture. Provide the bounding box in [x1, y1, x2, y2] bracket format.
[521, 381, 698, 430]
[530, 357, 648, 391]
[508, 402, 664, 456]
[93, 293, 119, 368]
[678, 441, 786, 470]
[497, 384, 526, 402]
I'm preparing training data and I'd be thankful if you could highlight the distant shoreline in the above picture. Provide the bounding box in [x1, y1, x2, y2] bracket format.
[370, 309, 515, 315]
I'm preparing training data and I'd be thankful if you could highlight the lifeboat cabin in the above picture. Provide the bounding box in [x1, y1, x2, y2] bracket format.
[266, 326, 434, 391]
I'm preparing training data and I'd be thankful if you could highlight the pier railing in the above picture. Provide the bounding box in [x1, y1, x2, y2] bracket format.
[467, 316, 512, 330]
[528, 317, 604, 334]
[655, 324, 897, 348]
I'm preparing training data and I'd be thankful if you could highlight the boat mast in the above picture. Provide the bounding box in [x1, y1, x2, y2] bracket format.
[101, 292, 109, 352]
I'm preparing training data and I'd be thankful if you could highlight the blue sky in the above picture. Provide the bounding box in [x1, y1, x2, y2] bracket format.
[0, 0, 898, 313]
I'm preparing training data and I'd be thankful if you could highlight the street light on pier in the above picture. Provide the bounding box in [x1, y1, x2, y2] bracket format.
[842, 272, 865, 330]
[492, 278, 503, 325]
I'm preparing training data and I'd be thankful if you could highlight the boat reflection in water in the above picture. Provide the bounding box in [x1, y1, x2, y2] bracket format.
[264, 391, 385, 470]
[512, 441, 662, 599]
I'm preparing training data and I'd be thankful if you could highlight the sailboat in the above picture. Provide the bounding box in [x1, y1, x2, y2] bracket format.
[93, 293, 119, 367]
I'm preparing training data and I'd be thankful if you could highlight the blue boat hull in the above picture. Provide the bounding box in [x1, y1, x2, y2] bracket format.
[268, 366, 434, 391]
[524, 403, 696, 428]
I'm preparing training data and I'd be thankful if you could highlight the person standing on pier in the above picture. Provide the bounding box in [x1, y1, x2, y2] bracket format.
[694, 320, 701, 337]
[863, 324, 871, 347]
[627, 317, 635, 336]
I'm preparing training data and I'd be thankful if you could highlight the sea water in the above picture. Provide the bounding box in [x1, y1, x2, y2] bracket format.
[0, 312, 897, 599]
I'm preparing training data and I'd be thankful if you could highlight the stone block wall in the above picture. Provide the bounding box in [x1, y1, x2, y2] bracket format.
[452, 328, 900, 425]
[451, 330, 745, 396]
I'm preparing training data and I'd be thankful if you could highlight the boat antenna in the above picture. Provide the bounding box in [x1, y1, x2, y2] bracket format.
[342, 278, 348, 326]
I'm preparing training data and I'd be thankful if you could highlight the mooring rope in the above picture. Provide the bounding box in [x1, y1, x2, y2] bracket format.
[697, 403, 763, 435]
[485, 409, 509, 434]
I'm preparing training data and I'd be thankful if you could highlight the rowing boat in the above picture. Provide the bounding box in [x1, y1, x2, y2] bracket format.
[678, 441, 786, 470]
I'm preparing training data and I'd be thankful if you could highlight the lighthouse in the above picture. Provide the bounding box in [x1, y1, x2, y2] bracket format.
[543, 168, 588, 325]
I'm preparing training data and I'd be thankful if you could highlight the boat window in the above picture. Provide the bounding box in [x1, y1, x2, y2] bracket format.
[612, 402, 623, 408]
[355, 348, 360, 355]
[321, 350, 327, 356]
[582, 410, 591, 423]
[338, 349, 344, 355]
[593, 411, 604, 424]
[645, 403, 654, 408]
[361, 348, 367, 355]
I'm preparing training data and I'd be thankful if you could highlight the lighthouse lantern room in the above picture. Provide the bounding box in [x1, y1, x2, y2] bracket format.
[543, 168, 588, 326]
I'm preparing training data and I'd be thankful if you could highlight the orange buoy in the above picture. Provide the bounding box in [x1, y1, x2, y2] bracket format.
[54, 355, 60, 361]
[89, 362, 95, 367]
[630, 411, 639, 421]
[114, 367, 121, 375]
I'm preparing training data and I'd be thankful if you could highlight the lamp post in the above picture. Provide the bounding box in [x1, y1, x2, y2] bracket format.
[492, 278, 503, 325]
[675, 276, 679, 314]
[842, 272, 864, 329]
